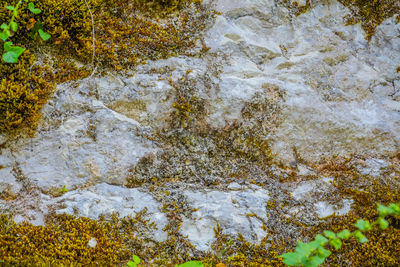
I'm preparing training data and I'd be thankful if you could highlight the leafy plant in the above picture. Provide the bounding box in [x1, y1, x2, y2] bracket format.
[280, 203, 400, 267]
[59, 185, 68, 195]
[127, 255, 141, 267]
[1, 0, 51, 63]
[127, 255, 203, 267]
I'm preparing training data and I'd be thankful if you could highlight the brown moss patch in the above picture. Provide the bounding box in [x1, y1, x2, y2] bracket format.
[340, 0, 400, 40]
[285, 0, 400, 40]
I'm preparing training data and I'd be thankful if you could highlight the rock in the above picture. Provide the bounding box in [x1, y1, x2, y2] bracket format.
[289, 178, 353, 219]
[180, 185, 270, 250]
[357, 158, 390, 177]
[0, 0, 399, 253]
[87, 237, 97, 248]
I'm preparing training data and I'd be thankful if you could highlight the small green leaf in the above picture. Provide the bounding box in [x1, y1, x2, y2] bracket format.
[323, 230, 336, 239]
[281, 252, 302, 266]
[388, 203, 400, 215]
[1, 23, 9, 30]
[38, 29, 51, 41]
[127, 262, 136, 267]
[10, 21, 18, 32]
[377, 204, 391, 217]
[4, 41, 13, 51]
[6, 5, 15, 11]
[2, 46, 25, 63]
[177, 261, 204, 267]
[329, 238, 342, 251]
[307, 255, 326, 267]
[354, 219, 372, 232]
[28, 2, 41, 14]
[0, 31, 9, 41]
[296, 242, 314, 257]
[132, 255, 140, 264]
[377, 217, 389, 230]
[337, 229, 351, 240]
[314, 234, 328, 246]
[317, 247, 331, 258]
[354, 230, 368, 243]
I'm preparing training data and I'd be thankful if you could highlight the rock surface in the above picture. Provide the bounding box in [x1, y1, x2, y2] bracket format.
[1, 0, 399, 251]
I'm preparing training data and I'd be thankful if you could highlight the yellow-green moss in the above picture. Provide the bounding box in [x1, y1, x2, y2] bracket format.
[0, 0, 208, 136]
[0, 214, 132, 266]
[0, 51, 55, 136]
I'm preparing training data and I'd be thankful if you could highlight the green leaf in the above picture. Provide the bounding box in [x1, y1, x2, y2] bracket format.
[354, 219, 372, 232]
[307, 255, 326, 267]
[177, 261, 204, 267]
[314, 234, 328, 246]
[10, 21, 18, 32]
[377, 204, 391, 217]
[317, 247, 331, 258]
[296, 242, 314, 257]
[127, 262, 136, 267]
[1, 23, 9, 30]
[132, 255, 140, 264]
[28, 2, 41, 14]
[309, 234, 328, 251]
[2, 46, 25, 63]
[329, 238, 342, 251]
[4, 41, 13, 51]
[377, 217, 389, 230]
[354, 230, 368, 243]
[388, 203, 400, 215]
[337, 229, 351, 240]
[38, 29, 51, 41]
[6, 5, 15, 11]
[281, 252, 302, 266]
[323, 230, 336, 239]
[0, 31, 9, 41]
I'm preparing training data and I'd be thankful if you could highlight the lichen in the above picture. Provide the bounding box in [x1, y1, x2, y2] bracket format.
[127, 72, 284, 187]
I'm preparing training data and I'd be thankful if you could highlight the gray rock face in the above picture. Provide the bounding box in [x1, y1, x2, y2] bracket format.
[181, 185, 270, 250]
[0, 0, 399, 252]
[207, 0, 400, 162]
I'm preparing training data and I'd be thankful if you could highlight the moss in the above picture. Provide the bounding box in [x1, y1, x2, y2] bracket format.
[0, 51, 55, 137]
[132, 0, 202, 17]
[26, 0, 209, 70]
[0, 213, 132, 266]
[285, 0, 400, 40]
[0, 0, 209, 136]
[339, 0, 400, 40]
